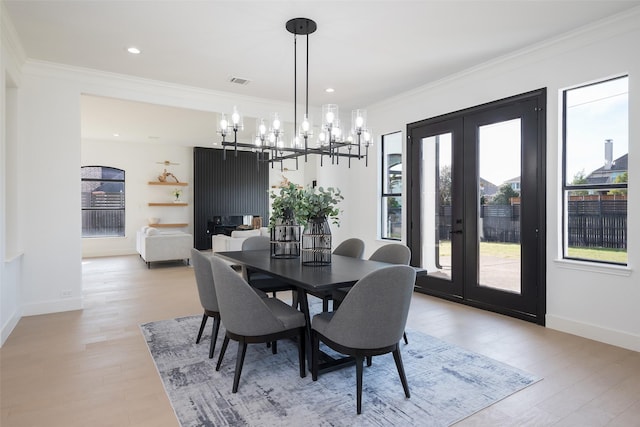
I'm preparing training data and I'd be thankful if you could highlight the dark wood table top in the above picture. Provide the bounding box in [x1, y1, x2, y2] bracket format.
[215, 250, 401, 293]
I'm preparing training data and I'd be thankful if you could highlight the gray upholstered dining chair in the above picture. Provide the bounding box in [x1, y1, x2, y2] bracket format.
[210, 256, 306, 393]
[332, 243, 411, 343]
[333, 238, 365, 259]
[311, 265, 417, 414]
[191, 248, 222, 359]
[242, 236, 295, 298]
[307, 237, 366, 312]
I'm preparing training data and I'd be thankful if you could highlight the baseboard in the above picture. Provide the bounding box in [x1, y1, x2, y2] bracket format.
[1, 307, 22, 347]
[21, 297, 83, 317]
[546, 314, 640, 352]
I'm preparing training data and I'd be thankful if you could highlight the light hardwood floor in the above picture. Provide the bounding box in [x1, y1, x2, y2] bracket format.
[1, 255, 639, 426]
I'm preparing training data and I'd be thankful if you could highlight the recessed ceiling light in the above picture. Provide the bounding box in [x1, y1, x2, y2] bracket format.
[113, 133, 120, 137]
[127, 46, 141, 54]
[325, 88, 335, 93]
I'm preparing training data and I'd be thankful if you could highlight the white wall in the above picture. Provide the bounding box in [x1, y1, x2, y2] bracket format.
[1, 1, 25, 345]
[81, 138, 194, 257]
[336, 8, 640, 351]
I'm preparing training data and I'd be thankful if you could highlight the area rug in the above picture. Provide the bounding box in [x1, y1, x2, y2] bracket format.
[141, 315, 540, 427]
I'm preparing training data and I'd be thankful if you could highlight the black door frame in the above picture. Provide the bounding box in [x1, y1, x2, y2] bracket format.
[406, 89, 547, 325]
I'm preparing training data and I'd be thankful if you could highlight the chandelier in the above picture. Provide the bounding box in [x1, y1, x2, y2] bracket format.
[218, 18, 373, 169]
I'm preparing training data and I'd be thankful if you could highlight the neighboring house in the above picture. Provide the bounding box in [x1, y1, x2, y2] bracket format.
[479, 178, 499, 201]
[586, 153, 628, 184]
[502, 176, 521, 192]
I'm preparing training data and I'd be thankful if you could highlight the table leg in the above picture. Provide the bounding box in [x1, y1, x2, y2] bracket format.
[296, 289, 313, 368]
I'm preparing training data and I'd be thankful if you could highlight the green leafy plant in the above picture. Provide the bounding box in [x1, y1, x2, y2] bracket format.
[297, 186, 344, 225]
[269, 182, 304, 227]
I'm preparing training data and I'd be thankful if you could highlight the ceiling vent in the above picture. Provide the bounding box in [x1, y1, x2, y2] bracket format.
[229, 77, 250, 85]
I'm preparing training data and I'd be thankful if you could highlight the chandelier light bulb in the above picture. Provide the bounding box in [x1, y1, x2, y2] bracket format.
[355, 116, 364, 128]
[254, 136, 262, 147]
[231, 107, 240, 125]
[273, 116, 281, 131]
[258, 121, 267, 136]
[325, 111, 334, 124]
[301, 116, 310, 132]
[219, 118, 228, 130]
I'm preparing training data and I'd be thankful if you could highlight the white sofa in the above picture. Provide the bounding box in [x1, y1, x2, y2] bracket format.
[136, 226, 193, 268]
[211, 227, 270, 252]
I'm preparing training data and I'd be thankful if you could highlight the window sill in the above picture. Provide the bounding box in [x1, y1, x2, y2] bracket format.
[553, 258, 632, 277]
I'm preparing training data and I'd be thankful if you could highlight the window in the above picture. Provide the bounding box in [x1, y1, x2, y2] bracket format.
[563, 76, 628, 264]
[381, 132, 402, 240]
[81, 166, 125, 237]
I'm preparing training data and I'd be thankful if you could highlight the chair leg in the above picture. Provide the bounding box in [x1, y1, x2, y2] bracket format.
[196, 313, 208, 344]
[216, 335, 230, 371]
[311, 331, 319, 381]
[291, 290, 299, 309]
[355, 356, 364, 414]
[272, 341, 277, 354]
[322, 297, 329, 312]
[298, 327, 306, 378]
[403, 331, 408, 345]
[232, 341, 248, 393]
[366, 355, 372, 367]
[392, 347, 410, 398]
[209, 315, 221, 359]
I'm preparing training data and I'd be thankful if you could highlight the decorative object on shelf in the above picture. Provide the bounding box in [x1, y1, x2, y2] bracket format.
[251, 215, 263, 230]
[156, 160, 180, 182]
[217, 18, 373, 170]
[269, 182, 304, 258]
[148, 217, 160, 225]
[298, 186, 343, 266]
[172, 188, 183, 202]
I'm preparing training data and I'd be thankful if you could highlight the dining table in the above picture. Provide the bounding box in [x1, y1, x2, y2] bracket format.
[214, 249, 425, 374]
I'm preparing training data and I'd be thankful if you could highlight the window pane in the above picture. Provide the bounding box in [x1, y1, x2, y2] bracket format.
[381, 132, 402, 240]
[565, 77, 628, 185]
[382, 196, 402, 239]
[383, 133, 402, 193]
[563, 76, 628, 265]
[566, 190, 627, 264]
[82, 166, 125, 238]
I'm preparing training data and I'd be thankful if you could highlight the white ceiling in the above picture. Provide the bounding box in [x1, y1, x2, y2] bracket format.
[5, 0, 640, 146]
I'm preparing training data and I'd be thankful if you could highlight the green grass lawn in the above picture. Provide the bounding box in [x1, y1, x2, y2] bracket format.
[438, 240, 626, 263]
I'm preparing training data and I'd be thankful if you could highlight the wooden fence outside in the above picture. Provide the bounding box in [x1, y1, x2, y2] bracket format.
[438, 197, 627, 249]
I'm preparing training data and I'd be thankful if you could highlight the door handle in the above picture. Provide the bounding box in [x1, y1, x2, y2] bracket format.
[449, 230, 463, 234]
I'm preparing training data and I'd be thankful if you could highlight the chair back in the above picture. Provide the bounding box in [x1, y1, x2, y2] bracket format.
[333, 238, 365, 258]
[369, 244, 411, 265]
[242, 235, 270, 251]
[210, 256, 285, 336]
[324, 265, 416, 349]
[190, 248, 219, 312]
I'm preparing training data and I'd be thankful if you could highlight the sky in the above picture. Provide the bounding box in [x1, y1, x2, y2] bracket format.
[565, 76, 629, 182]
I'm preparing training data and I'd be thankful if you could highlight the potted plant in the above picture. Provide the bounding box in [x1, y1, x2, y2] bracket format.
[296, 186, 343, 225]
[296, 186, 343, 266]
[171, 188, 182, 202]
[269, 182, 303, 227]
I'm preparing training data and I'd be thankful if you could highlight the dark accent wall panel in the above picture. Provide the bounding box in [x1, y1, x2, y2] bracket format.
[193, 147, 269, 249]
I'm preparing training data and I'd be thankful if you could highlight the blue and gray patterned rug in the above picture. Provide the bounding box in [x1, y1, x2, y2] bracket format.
[141, 315, 540, 426]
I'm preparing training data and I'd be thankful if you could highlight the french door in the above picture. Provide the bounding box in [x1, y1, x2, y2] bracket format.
[407, 90, 546, 324]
